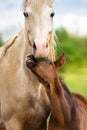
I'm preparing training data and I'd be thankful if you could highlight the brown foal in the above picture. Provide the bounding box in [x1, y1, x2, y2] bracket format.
[26, 54, 87, 130]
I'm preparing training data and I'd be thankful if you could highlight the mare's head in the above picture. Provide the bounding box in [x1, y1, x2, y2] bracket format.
[26, 54, 66, 87]
[23, 0, 55, 59]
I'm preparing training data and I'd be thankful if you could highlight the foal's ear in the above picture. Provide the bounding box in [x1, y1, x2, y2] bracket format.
[54, 54, 66, 68]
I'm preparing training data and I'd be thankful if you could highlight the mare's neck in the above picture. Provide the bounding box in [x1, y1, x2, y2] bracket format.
[8, 30, 32, 68]
[3, 30, 38, 83]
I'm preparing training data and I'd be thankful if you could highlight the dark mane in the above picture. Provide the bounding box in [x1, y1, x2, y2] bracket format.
[59, 77, 72, 98]
[74, 93, 87, 105]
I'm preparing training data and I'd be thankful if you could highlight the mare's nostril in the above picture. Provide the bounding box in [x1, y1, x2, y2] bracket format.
[33, 42, 37, 50]
[33, 42, 37, 55]
[46, 43, 48, 48]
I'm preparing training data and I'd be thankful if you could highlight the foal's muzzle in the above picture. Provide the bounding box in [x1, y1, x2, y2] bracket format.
[26, 54, 37, 69]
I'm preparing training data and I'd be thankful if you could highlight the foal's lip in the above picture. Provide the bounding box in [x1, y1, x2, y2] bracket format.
[26, 59, 37, 69]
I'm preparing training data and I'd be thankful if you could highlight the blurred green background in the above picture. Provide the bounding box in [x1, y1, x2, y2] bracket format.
[0, 28, 87, 97]
[55, 28, 87, 97]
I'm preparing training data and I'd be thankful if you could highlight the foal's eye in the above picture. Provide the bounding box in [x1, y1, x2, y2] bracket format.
[50, 12, 55, 18]
[23, 12, 29, 17]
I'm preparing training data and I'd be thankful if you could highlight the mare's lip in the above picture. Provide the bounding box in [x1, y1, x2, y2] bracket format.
[26, 54, 47, 62]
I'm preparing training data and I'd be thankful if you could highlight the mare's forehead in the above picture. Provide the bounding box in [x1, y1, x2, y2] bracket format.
[23, 0, 53, 13]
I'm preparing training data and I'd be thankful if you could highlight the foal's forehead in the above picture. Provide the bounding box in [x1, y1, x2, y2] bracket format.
[36, 57, 53, 65]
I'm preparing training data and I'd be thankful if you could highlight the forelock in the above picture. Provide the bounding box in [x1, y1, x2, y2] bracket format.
[22, 0, 53, 9]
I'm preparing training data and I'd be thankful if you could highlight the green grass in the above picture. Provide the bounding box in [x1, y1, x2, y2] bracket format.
[61, 67, 87, 98]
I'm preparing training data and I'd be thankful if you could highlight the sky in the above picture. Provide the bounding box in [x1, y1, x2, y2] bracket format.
[0, 0, 87, 41]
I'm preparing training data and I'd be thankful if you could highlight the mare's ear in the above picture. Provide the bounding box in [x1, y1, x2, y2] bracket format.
[54, 54, 66, 68]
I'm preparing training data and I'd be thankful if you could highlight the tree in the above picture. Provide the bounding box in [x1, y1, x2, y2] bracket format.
[55, 27, 87, 67]
[0, 34, 3, 47]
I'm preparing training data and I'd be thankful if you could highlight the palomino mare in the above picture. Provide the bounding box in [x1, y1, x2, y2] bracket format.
[0, 0, 55, 130]
[26, 54, 87, 130]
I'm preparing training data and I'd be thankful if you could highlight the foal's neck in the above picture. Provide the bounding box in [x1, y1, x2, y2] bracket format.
[45, 77, 73, 126]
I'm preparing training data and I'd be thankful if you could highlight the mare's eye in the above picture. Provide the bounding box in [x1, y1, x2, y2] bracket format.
[23, 12, 29, 17]
[50, 12, 55, 18]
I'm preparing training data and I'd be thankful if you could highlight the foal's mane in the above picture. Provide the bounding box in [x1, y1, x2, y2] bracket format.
[74, 93, 87, 105]
[60, 77, 72, 98]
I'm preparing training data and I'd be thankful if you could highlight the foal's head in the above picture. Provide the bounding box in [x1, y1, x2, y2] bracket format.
[23, 0, 55, 58]
[26, 54, 66, 87]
